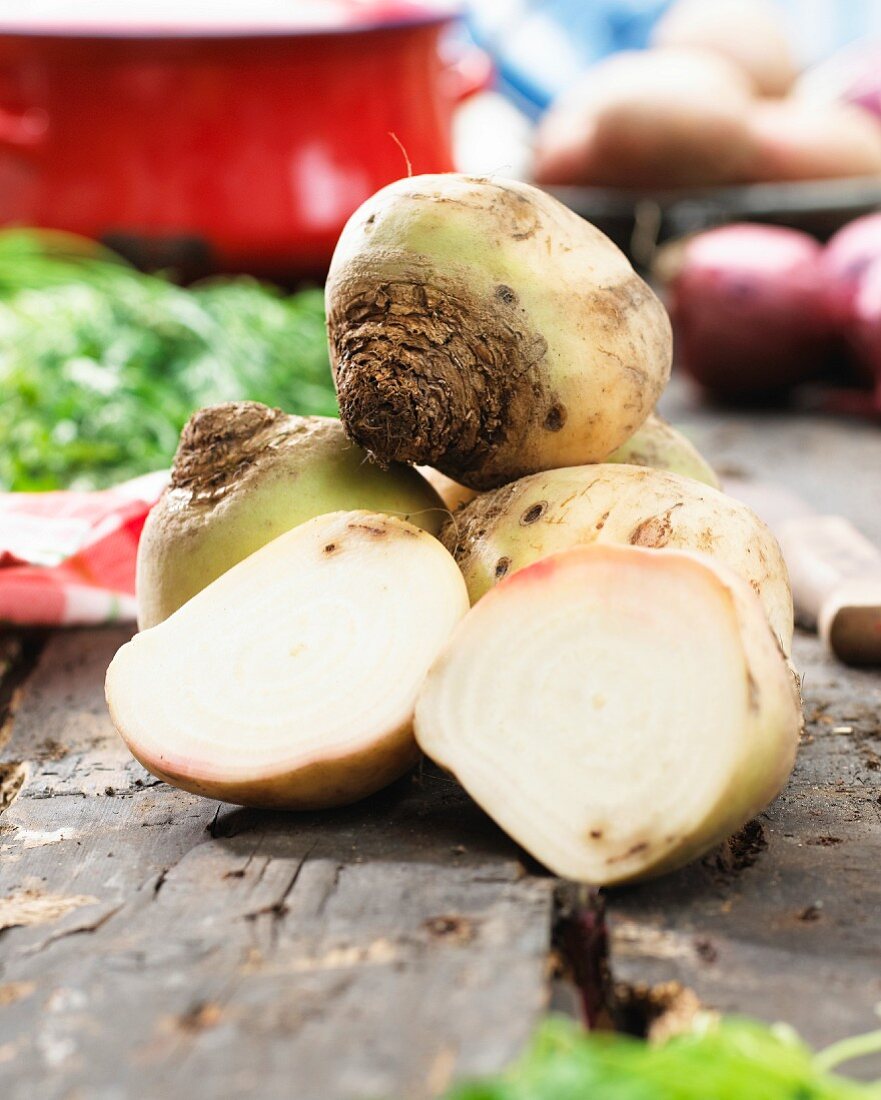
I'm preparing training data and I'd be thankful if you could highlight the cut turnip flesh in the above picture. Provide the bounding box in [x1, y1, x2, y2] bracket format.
[107, 511, 469, 810]
[415, 545, 801, 885]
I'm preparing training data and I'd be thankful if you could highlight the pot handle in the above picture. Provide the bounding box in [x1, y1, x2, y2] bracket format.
[0, 106, 49, 152]
[446, 47, 494, 103]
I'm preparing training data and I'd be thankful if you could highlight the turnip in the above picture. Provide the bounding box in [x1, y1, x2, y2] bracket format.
[650, 0, 797, 98]
[604, 414, 719, 488]
[327, 174, 672, 490]
[664, 224, 830, 401]
[136, 401, 446, 628]
[415, 544, 801, 885]
[533, 49, 756, 190]
[440, 463, 794, 654]
[108, 512, 469, 810]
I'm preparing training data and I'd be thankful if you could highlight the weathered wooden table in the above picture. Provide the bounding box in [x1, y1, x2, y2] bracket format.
[2, 380, 880, 1098]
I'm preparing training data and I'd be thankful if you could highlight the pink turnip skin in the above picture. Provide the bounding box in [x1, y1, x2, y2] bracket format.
[847, 257, 881, 413]
[667, 224, 832, 401]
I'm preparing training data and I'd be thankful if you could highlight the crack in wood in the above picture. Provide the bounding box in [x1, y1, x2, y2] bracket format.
[24, 903, 125, 955]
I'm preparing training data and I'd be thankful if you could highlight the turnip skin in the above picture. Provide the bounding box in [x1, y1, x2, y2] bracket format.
[136, 402, 446, 629]
[110, 512, 470, 810]
[440, 463, 794, 654]
[327, 174, 671, 490]
[605, 414, 719, 488]
[415, 545, 802, 885]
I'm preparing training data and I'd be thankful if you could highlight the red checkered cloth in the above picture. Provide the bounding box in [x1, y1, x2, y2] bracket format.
[0, 472, 168, 626]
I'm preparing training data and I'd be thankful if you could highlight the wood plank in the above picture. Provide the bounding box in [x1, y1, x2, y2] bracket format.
[0, 629, 555, 1099]
[604, 382, 881, 1072]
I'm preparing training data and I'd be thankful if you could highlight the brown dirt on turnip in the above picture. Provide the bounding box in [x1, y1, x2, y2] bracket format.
[170, 402, 318, 504]
[329, 261, 550, 489]
[439, 481, 521, 565]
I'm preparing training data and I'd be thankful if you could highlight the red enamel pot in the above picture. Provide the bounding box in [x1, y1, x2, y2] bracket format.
[0, 2, 490, 276]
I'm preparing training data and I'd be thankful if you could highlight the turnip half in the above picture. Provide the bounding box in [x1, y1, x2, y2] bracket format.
[604, 414, 719, 488]
[327, 174, 672, 489]
[108, 512, 469, 810]
[415, 545, 801, 885]
[441, 463, 794, 654]
[137, 402, 446, 628]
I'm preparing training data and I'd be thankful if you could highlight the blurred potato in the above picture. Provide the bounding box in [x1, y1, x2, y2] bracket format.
[651, 0, 797, 98]
[533, 49, 757, 190]
[745, 101, 881, 182]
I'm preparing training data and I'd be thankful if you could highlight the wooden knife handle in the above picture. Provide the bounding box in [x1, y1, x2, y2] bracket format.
[777, 516, 881, 666]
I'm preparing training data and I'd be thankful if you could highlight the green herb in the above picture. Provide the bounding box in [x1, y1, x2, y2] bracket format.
[444, 1016, 881, 1100]
[0, 230, 336, 490]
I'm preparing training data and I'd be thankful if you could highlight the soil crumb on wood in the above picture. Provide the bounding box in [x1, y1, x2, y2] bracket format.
[705, 819, 767, 875]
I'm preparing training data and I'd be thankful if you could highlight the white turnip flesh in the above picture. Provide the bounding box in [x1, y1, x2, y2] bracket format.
[108, 512, 469, 810]
[415, 544, 801, 885]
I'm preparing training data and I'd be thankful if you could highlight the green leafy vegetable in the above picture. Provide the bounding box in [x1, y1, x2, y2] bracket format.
[0, 230, 336, 490]
[444, 1016, 881, 1100]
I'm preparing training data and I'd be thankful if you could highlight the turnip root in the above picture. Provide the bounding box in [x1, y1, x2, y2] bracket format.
[327, 174, 672, 490]
[664, 224, 830, 400]
[605, 415, 719, 488]
[415, 544, 801, 885]
[416, 467, 479, 512]
[136, 402, 445, 628]
[108, 512, 469, 810]
[440, 463, 794, 654]
[533, 50, 756, 190]
[651, 0, 797, 98]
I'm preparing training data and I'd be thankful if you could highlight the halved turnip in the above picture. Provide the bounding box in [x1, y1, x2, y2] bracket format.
[415, 545, 802, 885]
[107, 512, 469, 810]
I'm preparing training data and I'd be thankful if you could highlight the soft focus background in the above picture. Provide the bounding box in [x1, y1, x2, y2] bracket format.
[2, 0, 881, 619]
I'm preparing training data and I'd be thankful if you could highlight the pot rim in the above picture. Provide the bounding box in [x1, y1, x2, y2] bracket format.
[0, 1, 462, 40]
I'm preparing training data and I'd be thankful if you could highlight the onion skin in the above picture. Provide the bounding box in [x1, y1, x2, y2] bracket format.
[847, 258, 881, 412]
[666, 224, 832, 401]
